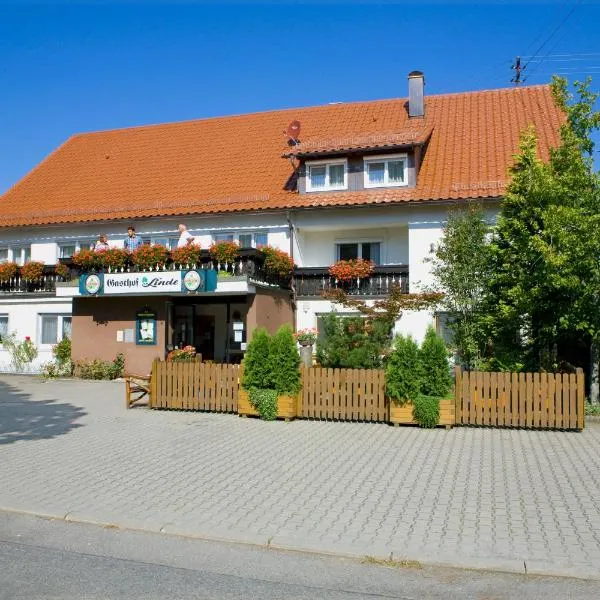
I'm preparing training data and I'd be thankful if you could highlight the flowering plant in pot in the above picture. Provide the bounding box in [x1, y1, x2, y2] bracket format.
[55, 263, 71, 280]
[0, 262, 18, 282]
[209, 240, 239, 264]
[167, 345, 197, 361]
[72, 249, 99, 271]
[170, 245, 202, 266]
[294, 328, 318, 347]
[97, 248, 129, 271]
[130, 244, 169, 271]
[329, 258, 374, 281]
[259, 246, 294, 278]
[20, 261, 45, 281]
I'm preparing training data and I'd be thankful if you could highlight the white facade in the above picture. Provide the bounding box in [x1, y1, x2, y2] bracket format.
[0, 202, 499, 370]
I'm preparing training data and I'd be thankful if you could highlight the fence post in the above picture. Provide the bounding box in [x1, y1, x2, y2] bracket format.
[576, 367, 585, 430]
[150, 358, 159, 409]
[454, 366, 462, 425]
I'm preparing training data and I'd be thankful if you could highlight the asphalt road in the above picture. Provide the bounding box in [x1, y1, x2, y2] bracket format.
[0, 511, 598, 600]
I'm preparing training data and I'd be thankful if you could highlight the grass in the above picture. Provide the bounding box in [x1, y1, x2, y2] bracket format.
[363, 556, 422, 570]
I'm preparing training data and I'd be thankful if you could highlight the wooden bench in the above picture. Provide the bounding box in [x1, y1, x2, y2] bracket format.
[125, 373, 152, 409]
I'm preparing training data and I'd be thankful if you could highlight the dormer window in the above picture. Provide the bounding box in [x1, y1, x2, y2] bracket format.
[364, 154, 407, 188]
[306, 159, 347, 192]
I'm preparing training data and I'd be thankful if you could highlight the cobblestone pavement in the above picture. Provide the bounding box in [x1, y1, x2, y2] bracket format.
[1, 375, 600, 580]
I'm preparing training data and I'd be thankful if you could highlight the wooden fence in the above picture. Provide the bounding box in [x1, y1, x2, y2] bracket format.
[454, 368, 584, 430]
[299, 367, 387, 422]
[151, 360, 239, 412]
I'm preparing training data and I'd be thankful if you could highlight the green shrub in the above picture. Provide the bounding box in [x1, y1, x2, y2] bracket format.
[385, 334, 421, 405]
[75, 353, 124, 380]
[419, 326, 452, 397]
[248, 387, 278, 421]
[53, 337, 72, 374]
[2, 333, 38, 372]
[316, 313, 391, 369]
[267, 325, 300, 395]
[412, 395, 440, 428]
[242, 328, 272, 390]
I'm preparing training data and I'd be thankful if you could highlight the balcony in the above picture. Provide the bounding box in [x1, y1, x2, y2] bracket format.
[294, 265, 409, 298]
[0, 265, 62, 295]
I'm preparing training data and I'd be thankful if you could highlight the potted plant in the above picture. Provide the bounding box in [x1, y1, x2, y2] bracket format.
[170, 245, 202, 267]
[96, 248, 129, 271]
[329, 258, 374, 282]
[72, 248, 99, 271]
[130, 244, 169, 271]
[209, 240, 239, 265]
[0, 261, 18, 282]
[386, 329, 454, 427]
[295, 328, 317, 368]
[55, 263, 71, 280]
[167, 345, 198, 361]
[238, 325, 301, 420]
[20, 261, 45, 281]
[259, 246, 294, 279]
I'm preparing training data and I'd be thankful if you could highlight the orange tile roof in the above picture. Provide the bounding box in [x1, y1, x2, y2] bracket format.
[0, 85, 563, 227]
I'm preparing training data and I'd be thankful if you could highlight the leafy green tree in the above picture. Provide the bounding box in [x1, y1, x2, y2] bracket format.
[241, 328, 271, 390]
[428, 203, 491, 369]
[385, 334, 421, 404]
[419, 326, 452, 397]
[267, 325, 301, 395]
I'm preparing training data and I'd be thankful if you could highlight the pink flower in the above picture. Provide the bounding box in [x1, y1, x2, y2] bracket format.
[25, 336, 31, 341]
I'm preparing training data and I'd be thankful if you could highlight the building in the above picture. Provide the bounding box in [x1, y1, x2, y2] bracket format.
[0, 73, 563, 374]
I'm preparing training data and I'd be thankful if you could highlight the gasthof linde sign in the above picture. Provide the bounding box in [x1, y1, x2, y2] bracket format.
[79, 269, 216, 296]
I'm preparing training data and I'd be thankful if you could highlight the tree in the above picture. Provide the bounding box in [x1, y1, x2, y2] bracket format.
[428, 203, 491, 369]
[483, 76, 600, 400]
[385, 334, 421, 404]
[267, 325, 301, 394]
[419, 326, 452, 397]
[241, 328, 271, 390]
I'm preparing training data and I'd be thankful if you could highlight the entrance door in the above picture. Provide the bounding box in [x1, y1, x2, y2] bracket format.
[195, 315, 215, 361]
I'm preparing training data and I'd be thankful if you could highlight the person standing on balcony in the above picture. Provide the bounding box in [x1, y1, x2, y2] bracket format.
[94, 234, 109, 252]
[124, 226, 143, 251]
[177, 224, 195, 247]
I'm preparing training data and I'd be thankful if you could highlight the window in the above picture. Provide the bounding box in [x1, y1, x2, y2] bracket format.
[213, 232, 268, 248]
[336, 242, 381, 264]
[39, 314, 71, 346]
[0, 315, 8, 342]
[59, 242, 93, 259]
[435, 312, 455, 346]
[306, 160, 348, 192]
[0, 248, 8, 263]
[12, 246, 31, 266]
[150, 237, 180, 249]
[364, 155, 407, 188]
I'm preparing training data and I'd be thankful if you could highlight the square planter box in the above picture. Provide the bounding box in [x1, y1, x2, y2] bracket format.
[238, 389, 297, 421]
[389, 398, 455, 428]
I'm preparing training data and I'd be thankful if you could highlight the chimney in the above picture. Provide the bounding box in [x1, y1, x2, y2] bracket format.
[408, 71, 425, 118]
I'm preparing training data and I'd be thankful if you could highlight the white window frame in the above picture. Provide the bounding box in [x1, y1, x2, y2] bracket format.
[363, 153, 408, 189]
[335, 240, 383, 264]
[151, 237, 180, 249]
[38, 314, 72, 348]
[0, 314, 9, 344]
[0, 247, 9, 264]
[305, 158, 348, 192]
[57, 241, 94, 260]
[212, 232, 269, 248]
[11, 246, 31, 266]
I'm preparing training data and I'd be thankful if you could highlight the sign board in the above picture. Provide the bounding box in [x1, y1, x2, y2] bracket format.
[80, 269, 217, 296]
[136, 309, 157, 345]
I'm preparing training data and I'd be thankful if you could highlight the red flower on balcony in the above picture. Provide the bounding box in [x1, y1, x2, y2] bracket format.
[328, 258, 374, 282]
[209, 241, 240, 264]
[259, 246, 294, 278]
[72, 249, 99, 271]
[130, 244, 169, 271]
[0, 262, 18, 283]
[96, 248, 129, 271]
[170, 245, 202, 266]
[20, 261, 45, 281]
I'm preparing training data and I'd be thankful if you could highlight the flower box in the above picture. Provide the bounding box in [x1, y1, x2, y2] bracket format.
[238, 389, 297, 421]
[389, 398, 455, 427]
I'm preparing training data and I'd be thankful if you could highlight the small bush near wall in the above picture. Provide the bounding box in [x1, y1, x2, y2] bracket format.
[2, 333, 38, 372]
[74, 353, 125, 380]
[412, 395, 441, 428]
[42, 338, 73, 379]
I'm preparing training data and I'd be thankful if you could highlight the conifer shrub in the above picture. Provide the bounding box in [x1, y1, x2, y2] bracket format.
[241, 328, 272, 390]
[419, 326, 452, 397]
[385, 334, 421, 405]
[267, 325, 301, 395]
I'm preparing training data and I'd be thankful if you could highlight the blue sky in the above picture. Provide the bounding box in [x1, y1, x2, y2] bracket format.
[1, 1, 599, 193]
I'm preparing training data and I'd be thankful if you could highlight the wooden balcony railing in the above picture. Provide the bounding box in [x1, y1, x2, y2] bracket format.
[294, 265, 409, 298]
[0, 265, 63, 295]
